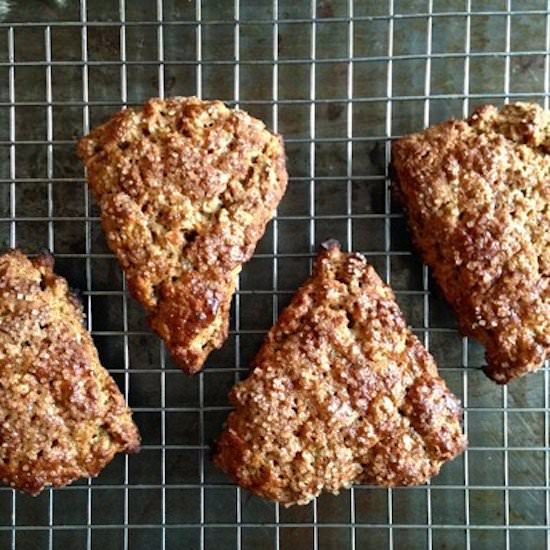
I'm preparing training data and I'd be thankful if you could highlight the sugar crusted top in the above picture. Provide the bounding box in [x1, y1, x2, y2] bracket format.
[392, 102, 550, 383]
[214, 244, 466, 506]
[78, 97, 288, 374]
[0, 250, 139, 494]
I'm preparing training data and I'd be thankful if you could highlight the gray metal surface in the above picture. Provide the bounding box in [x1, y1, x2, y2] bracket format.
[0, 0, 548, 548]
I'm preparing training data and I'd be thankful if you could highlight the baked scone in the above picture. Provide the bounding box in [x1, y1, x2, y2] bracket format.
[392, 102, 550, 383]
[214, 242, 466, 506]
[0, 250, 140, 494]
[77, 97, 288, 374]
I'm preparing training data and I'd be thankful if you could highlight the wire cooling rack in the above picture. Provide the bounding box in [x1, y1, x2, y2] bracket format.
[0, 0, 549, 549]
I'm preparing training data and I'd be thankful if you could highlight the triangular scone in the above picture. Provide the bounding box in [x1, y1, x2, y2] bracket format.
[0, 251, 139, 494]
[392, 102, 550, 383]
[214, 243, 466, 506]
[78, 97, 288, 374]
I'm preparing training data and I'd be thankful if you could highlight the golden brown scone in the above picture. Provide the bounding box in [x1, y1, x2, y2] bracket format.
[0, 250, 140, 495]
[77, 97, 287, 374]
[392, 102, 550, 383]
[214, 242, 466, 506]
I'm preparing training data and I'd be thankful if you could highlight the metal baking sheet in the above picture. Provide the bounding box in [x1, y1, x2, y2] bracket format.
[0, 0, 548, 548]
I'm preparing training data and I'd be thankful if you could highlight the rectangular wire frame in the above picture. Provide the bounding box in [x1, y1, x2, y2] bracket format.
[0, 0, 548, 548]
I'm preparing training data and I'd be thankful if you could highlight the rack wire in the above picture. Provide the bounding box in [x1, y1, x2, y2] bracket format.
[0, 0, 548, 548]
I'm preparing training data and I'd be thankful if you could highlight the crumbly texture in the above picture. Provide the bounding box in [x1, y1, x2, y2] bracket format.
[392, 102, 550, 383]
[0, 250, 140, 495]
[77, 97, 288, 374]
[214, 243, 466, 506]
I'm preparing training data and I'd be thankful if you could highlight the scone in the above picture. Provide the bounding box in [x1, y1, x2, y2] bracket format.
[78, 97, 288, 374]
[214, 242, 466, 506]
[0, 250, 140, 494]
[392, 102, 550, 383]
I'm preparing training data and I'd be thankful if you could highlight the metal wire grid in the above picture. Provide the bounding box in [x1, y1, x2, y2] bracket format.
[0, 0, 548, 549]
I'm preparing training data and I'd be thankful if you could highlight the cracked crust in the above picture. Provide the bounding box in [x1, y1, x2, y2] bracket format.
[392, 102, 550, 383]
[0, 250, 140, 495]
[77, 97, 288, 374]
[214, 243, 466, 506]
